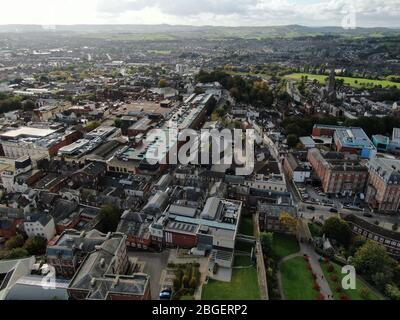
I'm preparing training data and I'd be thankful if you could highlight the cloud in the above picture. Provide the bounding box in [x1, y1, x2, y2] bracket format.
[95, 0, 400, 27]
[0, 0, 399, 27]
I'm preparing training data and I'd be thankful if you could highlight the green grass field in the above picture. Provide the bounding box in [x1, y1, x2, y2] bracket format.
[285, 73, 400, 89]
[81, 33, 177, 41]
[321, 261, 381, 300]
[201, 256, 260, 300]
[239, 216, 254, 236]
[272, 233, 300, 260]
[281, 256, 317, 300]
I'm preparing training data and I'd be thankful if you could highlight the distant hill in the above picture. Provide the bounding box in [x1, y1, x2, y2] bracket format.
[0, 24, 399, 40]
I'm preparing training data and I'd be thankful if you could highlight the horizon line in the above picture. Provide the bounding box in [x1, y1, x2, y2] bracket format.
[0, 23, 399, 30]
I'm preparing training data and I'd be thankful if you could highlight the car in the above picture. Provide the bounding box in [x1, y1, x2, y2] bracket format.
[329, 208, 338, 213]
[307, 206, 315, 211]
[363, 213, 373, 218]
[159, 288, 173, 300]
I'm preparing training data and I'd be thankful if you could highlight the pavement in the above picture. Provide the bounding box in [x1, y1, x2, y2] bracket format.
[128, 249, 170, 300]
[276, 221, 333, 300]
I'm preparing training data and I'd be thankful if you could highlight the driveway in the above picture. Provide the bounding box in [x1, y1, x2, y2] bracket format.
[128, 249, 170, 300]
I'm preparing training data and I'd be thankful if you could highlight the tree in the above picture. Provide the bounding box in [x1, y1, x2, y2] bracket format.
[85, 121, 101, 132]
[286, 134, 298, 149]
[114, 118, 122, 128]
[22, 99, 35, 111]
[261, 232, 273, 255]
[97, 204, 122, 233]
[158, 79, 168, 88]
[385, 284, 400, 300]
[5, 234, 25, 251]
[279, 212, 298, 233]
[321, 217, 352, 247]
[348, 235, 367, 257]
[23, 236, 47, 256]
[5, 248, 28, 259]
[353, 241, 395, 286]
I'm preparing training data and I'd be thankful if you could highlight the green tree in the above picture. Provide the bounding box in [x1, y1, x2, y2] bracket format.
[321, 217, 352, 247]
[85, 121, 101, 132]
[6, 248, 28, 260]
[158, 79, 168, 88]
[353, 241, 395, 286]
[286, 134, 298, 149]
[385, 284, 400, 300]
[97, 204, 122, 233]
[261, 232, 273, 255]
[114, 118, 122, 128]
[5, 234, 25, 251]
[348, 235, 367, 257]
[23, 236, 47, 256]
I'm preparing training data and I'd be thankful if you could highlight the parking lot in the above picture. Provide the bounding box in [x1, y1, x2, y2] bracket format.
[296, 183, 367, 211]
[128, 249, 170, 300]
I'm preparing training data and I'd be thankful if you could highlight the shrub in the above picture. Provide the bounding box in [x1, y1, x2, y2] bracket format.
[313, 282, 321, 292]
[213, 263, 219, 274]
[173, 278, 182, 291]
[182, 275, 190, 288]
[324, 257, 330, 263]
[327, 264, 334, 273]
[175, 269, 184, 281]
[336, 286, 342, 293]
[189, 278, 197, 289]
[340, 294, 350, 300]
[167, 263, 176, 268]
[330, 274, 338, 282]
[307, 265, 312, 271]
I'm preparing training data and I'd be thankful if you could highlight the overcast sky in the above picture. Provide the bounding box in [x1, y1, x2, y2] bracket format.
[1, 0, 399, 28]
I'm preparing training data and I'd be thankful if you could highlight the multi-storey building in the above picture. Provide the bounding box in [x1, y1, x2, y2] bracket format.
[307, 148, 368, 195]
[365, 158, 400, 213]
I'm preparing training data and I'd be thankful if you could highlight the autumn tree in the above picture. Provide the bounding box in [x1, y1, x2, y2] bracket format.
[279, 212, 298, 233]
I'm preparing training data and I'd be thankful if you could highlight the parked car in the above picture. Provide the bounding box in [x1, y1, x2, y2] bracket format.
[329, 208, 338, 213]
[307, 206, 316, 211]
[363, 212, 373, 218]
[159, 288, 173, 300]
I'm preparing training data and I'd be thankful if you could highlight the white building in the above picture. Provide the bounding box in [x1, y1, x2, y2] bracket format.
[23, 214, 56, 241]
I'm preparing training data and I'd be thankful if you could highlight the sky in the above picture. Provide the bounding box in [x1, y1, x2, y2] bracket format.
[0, 0, 399, 28]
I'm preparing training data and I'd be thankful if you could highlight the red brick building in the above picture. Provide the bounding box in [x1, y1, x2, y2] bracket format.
[307, 148, 368, 195]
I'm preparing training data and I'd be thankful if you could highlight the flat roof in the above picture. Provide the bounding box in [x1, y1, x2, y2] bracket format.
[0, 127, 56, 139]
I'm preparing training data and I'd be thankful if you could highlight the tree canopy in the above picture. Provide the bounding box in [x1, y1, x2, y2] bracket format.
[321, 217, 352, 247]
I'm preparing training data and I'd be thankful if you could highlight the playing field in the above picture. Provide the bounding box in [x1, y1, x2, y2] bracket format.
[285, 73, 400, 89]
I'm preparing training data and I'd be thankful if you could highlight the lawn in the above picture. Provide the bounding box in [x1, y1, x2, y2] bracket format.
[272, 233, 300, 260]
[284, 73, 400, 89]
[201, 256, 260, 300]
[239, 216, 254, 236]
[280, 256, 317, 300]
[320, 261, 381, 300]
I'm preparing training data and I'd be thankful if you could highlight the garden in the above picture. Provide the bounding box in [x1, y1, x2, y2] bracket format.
[201, 255, 260, 300]
[320, 258, 381, 300]
[169, 262, 201, 300]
